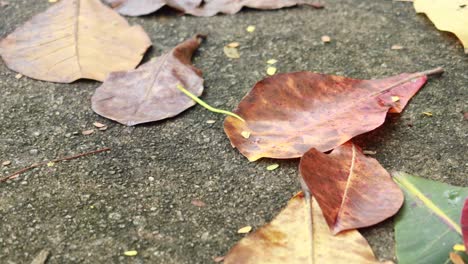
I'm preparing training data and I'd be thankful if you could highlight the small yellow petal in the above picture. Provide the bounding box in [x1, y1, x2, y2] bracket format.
[241, 131, 251, 139]
[267, 164, 279, 171]
[391, 96, 400, 102]
[227, 42, 240, 48]
[267, 67, 277, 76]
[246, 25, 256, 33]
[237, 226, 252, 234]
[422, 111, 433, 116]
[267, 59, 278, 65]
[124, 250, 138, 256]
[453, 244, 465, 252]
[47, 162, 55, 167]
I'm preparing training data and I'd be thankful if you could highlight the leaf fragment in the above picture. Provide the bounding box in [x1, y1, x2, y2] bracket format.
[321, 35, 331, 43]
[227, 42, 240, 48]
[124, 250, 138, 256]
[81, 130, 94, 136]
[266, 66, 277, 76]
[450, 252, 465, 264]
[241, 131, 251, 139]
[224, 192, 387, 263]
[2, 160, 11, 166]
[92, 35, 204, 126]
[237, 226, 252, 234]
[0, 0, 151, 83]
[267, 59, 278, 64]
[224, 68, 443, 161]
[246, 25, 256, 33]
[266, 164, 279, 171]
[300, 142, 403, 234]
[224, 46, 240, 59]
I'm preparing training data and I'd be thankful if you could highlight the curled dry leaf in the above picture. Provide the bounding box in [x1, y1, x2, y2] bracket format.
[394, 172, 468, 264]
[224, 192, 389, 264]
[224, 68, 443, 161]
[0, 0, 151, 83]
[414, 0, 468, 54]
[92, 35, 204, 126]
[300, 142, 403, 234]
[105, 0, 320, 17]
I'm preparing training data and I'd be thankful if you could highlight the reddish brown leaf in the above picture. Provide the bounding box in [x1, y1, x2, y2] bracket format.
[105, 0, 320, 17]
[91, 35, 204, 126]
[224, 192, 389, 263]
[462, 198, 468, 253]
[224, 68, 443, 161]
[0, 0, 151, 83]
[299, 142, 403, 234]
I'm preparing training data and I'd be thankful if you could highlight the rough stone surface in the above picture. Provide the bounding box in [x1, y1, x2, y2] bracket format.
[0, 1, 467, 263]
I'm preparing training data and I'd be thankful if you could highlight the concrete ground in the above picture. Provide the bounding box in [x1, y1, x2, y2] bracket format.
[0, 0, 467, 263]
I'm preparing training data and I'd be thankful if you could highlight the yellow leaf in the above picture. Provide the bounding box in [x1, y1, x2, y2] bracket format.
[266, 164, 279, 171]
[422, 111, 433, 116]
[238, 226, 252, 234]
[391, 96, 400, 102]
[124, 250, 138, 256]
[241, 131, 251, 139]
[47, 162, 55, 167]
[266, 67, 277, 76]
[224, 193, 389, 263]
[246, 25, 256, 33]
[223, 46, 240, 59]
[414, 0, 468, 54]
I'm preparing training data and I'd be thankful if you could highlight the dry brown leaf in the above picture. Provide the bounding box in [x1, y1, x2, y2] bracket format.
[224, 192, 389, 263]
[0, 0, 151, 83]
[213, 256, 225, 263]
[414, 0, 468, 54]
[92, 35, 204, 126]
[451, 252, 466, 264]
[2, 160, 11, 166]
[93, 122, 106, 128]
[81, 129, 94, 135]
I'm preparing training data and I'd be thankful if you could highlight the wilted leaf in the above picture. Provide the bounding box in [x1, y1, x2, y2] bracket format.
[92, 35, 204, 126]
[414, 0, 468, 54]
[105, 0, 319, 17]
[0, 0, 151, 83]
[224, 192, 388, 264]
[300, 142, 403, 234]
[462, 198, 468, 253]
[394, 172, 468, 264]
[224, 68, 443, 161]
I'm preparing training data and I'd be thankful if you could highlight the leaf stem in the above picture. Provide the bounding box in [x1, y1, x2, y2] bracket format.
[176, 84, 245, 122]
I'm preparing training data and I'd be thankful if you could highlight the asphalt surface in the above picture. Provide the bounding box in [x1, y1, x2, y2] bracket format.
[0, 0, 467, 263]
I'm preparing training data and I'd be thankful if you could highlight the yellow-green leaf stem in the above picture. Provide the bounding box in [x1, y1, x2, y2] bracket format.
[176, 84, 245, 122]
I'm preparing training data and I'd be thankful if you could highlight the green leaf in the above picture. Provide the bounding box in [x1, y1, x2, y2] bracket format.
[393, 172, 468, 264]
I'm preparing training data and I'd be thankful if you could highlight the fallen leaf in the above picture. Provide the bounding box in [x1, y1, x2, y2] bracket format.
[266, 164, 279, 171]
[31, 249, 50, 264]
[206, 120, 216, 124]
[414, 0, 468, 54]
[462, 198, 468, 254]
[224, 46, 240, 59]
[124, 250, 138, 256]
[237, 226, 252, 234]
[422, 111, 433, 116]
[391, 45, 404, 50]
[105, 0, 318, 17]
[81, 130, 94, 135]
[92, 35, 204, 126]
[321, 35, 331, 43]
[47, 161, 55, 167]
[246, 25, 256, 33]
[191, 199, 206, 207]
[93, 122, 106, 128]
[266, 66, 277, 76]
[227, 42, 240, 48]
[224, 192, 388, 263]
[213, 256, 225, 263]
[394, 172, 468, 264]
[224, 67, 443, 161]
[15, 73, 22, 79]
[0, 0, 151, 83]
[300, 142, 403, 234]
[2, 160, 11, 166]
[450, 252, 465, 264]
[267, 59, 278, 64]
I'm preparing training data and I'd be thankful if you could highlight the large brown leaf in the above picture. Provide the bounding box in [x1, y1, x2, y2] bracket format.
[105, 0, 317, 17]
[224, 192, 390, 264]
[299, 142, 403, 234]
[224, 68, 443, 161]
[91, 35, 204, 126]
[0, 0, 151, 83]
